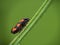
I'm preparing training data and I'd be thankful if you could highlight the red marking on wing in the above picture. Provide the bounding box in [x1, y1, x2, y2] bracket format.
[12, 28, 16, 32]
[17, 24, 21, 27]
[20, 19, 24, 22]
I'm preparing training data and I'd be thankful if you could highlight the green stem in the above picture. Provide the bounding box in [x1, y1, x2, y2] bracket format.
[9, 0, 51, 45]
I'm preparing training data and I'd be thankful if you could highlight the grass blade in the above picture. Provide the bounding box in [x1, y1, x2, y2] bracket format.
[9, 0, 51, 45]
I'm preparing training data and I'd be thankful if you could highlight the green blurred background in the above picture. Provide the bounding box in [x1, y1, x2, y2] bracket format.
[0, 0, 60, 45]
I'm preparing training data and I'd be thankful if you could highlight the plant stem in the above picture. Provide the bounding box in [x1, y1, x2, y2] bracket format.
[9, 0, 51, 45]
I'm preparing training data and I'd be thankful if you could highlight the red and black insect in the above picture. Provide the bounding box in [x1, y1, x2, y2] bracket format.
[11, 18, 29, 34]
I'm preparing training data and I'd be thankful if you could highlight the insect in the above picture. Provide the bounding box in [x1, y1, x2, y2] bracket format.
[11, 18, 30, 34]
